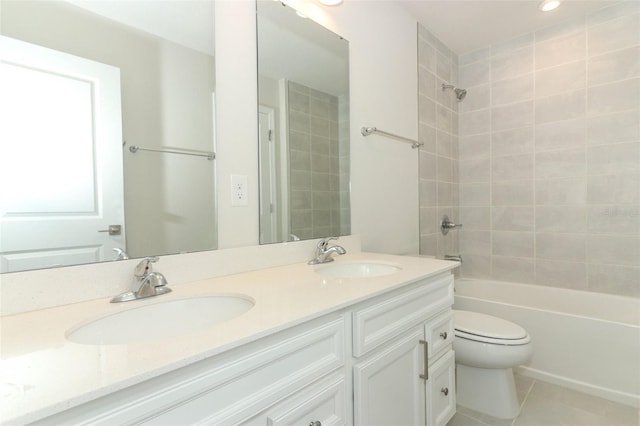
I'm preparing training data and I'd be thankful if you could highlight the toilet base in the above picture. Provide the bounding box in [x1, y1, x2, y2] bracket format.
[456, 364, 521, 419]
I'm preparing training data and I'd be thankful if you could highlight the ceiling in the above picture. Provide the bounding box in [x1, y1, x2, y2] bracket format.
[397, 0, 618, 54]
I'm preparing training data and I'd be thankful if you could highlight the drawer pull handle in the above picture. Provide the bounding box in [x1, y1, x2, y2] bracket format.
[440, 331, 448, 340]
[441, 387, 449, 396]
[419, 339, 429, 380]
[309, 422, 321, 426]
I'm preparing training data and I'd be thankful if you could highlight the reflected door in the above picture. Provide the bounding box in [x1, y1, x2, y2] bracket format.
[0, 36, 125, 272]
[258, 105, 279, 244]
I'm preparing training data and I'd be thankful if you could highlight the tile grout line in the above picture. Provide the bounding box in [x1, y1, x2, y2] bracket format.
[511, 378, 537, 426]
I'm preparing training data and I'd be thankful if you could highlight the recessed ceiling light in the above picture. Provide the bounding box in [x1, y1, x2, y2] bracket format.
[319, 0, 343, 6]
[539, 0, 561, 12]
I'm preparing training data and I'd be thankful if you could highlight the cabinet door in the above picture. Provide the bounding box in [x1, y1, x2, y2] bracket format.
[353, 328, 426, 426]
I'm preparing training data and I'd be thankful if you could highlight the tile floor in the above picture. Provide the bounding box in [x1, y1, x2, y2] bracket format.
[447, 373, 639, 426]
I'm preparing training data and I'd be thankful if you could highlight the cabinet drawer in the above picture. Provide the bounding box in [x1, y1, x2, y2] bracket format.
[426, 350, 456, 426]
[425, 310, 453, 363]
[149, 318, 345, 425]
[352, 273, 453, 357]
[261, 373, 347, 426]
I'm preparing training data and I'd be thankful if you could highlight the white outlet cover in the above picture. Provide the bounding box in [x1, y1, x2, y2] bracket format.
[230, 174, 248, 206]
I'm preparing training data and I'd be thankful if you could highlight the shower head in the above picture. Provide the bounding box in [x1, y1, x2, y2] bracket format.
[442, 83, 467, 102]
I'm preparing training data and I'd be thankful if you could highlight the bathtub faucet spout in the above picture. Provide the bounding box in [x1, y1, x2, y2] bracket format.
[444, 254, 462, 264]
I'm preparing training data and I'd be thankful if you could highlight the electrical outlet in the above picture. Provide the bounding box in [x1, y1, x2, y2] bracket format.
[230, 175, 248, 206]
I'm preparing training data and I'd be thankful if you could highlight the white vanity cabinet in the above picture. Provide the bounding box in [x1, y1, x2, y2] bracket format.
[27, 270, 455, 426]
[351, 273, 456, 426]
[32, 315, 347, 426]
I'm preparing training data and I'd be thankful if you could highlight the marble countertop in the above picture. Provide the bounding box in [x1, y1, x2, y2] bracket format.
[0, 252, 457, 424]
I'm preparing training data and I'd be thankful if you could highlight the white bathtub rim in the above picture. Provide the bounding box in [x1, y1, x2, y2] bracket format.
[455, 278, 640, 326]
[516, 366, 640, 408]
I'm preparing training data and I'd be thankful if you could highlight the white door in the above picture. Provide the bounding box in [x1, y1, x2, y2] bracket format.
[0, 36, 125, 272]
[353, 327, 427, 426]
[258, 105, 278, 244]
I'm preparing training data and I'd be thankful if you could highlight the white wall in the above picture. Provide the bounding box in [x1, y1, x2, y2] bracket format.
[215, 0, 420, 254]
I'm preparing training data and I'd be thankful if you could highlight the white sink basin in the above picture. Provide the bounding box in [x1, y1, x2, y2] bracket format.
[66, 294, 255, 345]
[315, 261, 401, 278]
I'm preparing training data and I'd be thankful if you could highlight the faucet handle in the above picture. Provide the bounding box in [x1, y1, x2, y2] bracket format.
[134, 256, 159, 278]
[318, 236, 338, 249]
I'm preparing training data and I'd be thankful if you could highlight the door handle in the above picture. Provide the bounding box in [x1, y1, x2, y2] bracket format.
[98, 225, 122, 236]
[419, 339, 429, 380]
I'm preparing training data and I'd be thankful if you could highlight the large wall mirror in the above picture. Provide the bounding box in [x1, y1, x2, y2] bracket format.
[257, 0, 350, 244]
[0, 1, 217, 273]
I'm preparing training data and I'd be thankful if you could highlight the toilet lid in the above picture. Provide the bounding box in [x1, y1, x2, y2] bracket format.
[454, 310, 528, 341]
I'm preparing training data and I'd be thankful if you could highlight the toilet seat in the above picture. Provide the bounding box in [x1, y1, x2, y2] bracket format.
[454, 310, 530, 345]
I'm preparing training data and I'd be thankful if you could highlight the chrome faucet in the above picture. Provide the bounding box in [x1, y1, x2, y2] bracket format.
[110, 256, 171, 303]
[308, 237, 346, 265]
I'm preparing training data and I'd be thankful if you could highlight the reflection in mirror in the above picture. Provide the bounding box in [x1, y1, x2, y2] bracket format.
[257, 0, 350, 244]
[0, 0, 217, 273]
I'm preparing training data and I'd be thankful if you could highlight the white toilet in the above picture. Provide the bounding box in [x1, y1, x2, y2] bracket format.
[452, 310, 533, 419]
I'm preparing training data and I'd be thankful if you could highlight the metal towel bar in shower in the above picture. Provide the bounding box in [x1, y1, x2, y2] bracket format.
[361, 126, 423, 149]
[129, 145, 215, 160]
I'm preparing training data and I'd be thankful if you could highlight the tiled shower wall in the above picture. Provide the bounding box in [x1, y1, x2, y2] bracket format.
[418, 25, 460, 259]
[288, 81, 347, 240]
[457, 2, 640, 297]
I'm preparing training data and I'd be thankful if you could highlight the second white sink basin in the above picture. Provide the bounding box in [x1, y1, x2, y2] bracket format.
[315, 261, 401, 278]
[66, 294, 255, 345]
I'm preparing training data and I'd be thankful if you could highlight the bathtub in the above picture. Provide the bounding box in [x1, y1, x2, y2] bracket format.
[453, 278, 640, 408]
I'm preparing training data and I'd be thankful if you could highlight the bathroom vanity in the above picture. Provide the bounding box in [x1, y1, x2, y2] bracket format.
[1, 253, 457, 425]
